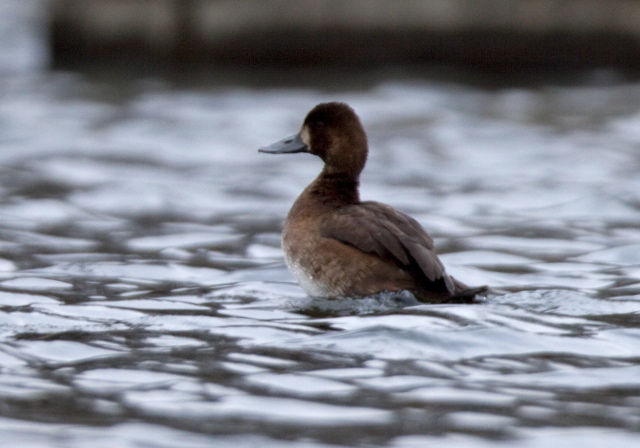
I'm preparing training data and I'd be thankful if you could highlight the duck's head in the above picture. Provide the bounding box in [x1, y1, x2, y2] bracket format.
[260, 102, 368, 178]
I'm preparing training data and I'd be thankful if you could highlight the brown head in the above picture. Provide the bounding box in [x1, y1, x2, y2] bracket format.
[259, 102, 368, 179]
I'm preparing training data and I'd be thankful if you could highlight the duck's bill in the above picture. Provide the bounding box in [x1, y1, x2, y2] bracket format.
[259, 133, 309, 154]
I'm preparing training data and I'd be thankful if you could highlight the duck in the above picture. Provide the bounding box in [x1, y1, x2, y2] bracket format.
[259, 102, 487, 303]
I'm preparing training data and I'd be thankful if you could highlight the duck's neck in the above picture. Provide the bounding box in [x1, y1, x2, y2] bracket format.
[291, 169, 360, 217]
[315, 168, 360, 202]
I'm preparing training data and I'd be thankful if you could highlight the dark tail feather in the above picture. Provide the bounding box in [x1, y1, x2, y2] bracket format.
[450, 285, 489, 303]
[448, 276, 489, 303]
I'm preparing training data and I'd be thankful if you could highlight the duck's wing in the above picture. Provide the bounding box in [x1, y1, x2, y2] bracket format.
[320, 201, 455, 293]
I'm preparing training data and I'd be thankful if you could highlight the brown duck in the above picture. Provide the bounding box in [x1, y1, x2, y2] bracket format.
[260, 102, 487, 303]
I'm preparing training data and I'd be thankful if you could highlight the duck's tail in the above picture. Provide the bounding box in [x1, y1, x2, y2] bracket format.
[451, 285, 489, 303]
[449, 277, 489, 303]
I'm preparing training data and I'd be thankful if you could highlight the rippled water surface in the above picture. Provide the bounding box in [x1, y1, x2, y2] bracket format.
[1, 68, 640, 447]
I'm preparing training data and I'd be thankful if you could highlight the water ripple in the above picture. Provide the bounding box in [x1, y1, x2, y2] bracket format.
[0, 71, 640, 447]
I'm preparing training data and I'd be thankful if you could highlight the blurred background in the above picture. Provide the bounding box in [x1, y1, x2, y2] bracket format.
[2, 2, 640, 448]
[49, 0, 640, 72]
[6, 0, 640, 75]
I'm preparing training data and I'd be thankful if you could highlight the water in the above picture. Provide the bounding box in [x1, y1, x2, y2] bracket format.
[0, 0, 48, 73]
[0, 66, 640, 448]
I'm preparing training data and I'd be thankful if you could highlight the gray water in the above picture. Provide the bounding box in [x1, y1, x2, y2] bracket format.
[0, 67, 640, 448]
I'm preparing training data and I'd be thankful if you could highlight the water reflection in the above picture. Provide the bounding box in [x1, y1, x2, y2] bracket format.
[0, 69, 639, 447]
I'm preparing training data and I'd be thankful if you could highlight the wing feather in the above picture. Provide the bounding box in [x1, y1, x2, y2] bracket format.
[320, 201, 452, 292]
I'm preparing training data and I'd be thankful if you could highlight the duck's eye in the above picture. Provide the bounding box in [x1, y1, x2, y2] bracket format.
[313, 121, 325, 128]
